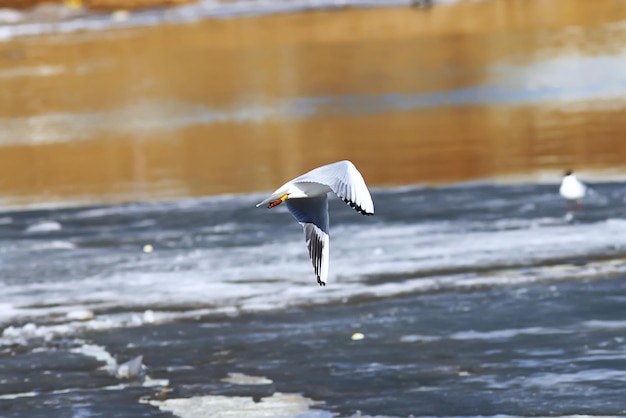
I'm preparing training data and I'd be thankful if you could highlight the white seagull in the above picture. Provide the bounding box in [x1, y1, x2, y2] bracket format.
[256, 160, 374, 286]
[559, 169, 587, 210]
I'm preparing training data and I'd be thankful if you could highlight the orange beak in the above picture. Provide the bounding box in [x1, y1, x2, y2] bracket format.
[268, 193, 289, 208]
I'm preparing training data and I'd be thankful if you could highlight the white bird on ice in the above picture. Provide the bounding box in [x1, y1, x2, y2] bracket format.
[559, 169, 586, 210]
[256, 160, 374, 286]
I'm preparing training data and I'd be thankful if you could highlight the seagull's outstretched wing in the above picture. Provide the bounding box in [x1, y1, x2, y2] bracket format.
[292, 160, 374, 215]
[286, 195, 330, 286]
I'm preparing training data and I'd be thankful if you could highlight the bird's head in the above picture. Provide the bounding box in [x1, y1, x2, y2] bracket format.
[267, 193, 289, 208]
[256, 183, 300, 209]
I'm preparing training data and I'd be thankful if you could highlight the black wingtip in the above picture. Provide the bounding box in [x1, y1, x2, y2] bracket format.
[343, 198, 373, 216]
[317, 277, 326, 287]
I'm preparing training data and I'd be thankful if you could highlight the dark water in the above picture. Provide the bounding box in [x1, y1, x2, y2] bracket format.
[2, 180, 626, 417]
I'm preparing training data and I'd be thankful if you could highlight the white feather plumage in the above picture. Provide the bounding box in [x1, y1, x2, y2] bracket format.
[257, 160, 374, 286]
[560, 172, 586, 201]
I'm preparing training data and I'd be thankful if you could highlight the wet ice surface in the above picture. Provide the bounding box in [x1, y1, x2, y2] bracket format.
[2, 181, 626, 416]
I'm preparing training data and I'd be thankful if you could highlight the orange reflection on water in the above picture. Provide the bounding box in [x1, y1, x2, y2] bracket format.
[1, 0, 626, 207]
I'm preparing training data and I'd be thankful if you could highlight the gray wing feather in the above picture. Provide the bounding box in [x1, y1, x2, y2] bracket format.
[302, 223, 329, 286]
[285, 195, 329, 233]
[286, 195, 330, 286]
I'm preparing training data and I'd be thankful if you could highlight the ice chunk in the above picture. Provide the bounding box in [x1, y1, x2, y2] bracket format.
[116, 355, 144, 379]
[221, 372, 272, 385]
[25, 221, 61, 233]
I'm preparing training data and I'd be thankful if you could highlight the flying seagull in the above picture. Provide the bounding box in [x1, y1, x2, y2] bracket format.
[257, 160, 374, 286]
[559, 169, 587, 210]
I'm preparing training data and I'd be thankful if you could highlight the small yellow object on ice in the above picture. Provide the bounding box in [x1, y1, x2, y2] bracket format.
[143, 244, 154, 253]
[351, 332, 364, 341]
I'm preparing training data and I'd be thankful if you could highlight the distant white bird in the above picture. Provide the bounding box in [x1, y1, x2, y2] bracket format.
[257, 160, 374, 286]
[559, 169, 587, 210]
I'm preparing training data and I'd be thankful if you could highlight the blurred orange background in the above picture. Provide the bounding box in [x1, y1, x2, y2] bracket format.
[1, 0, 625, 207]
